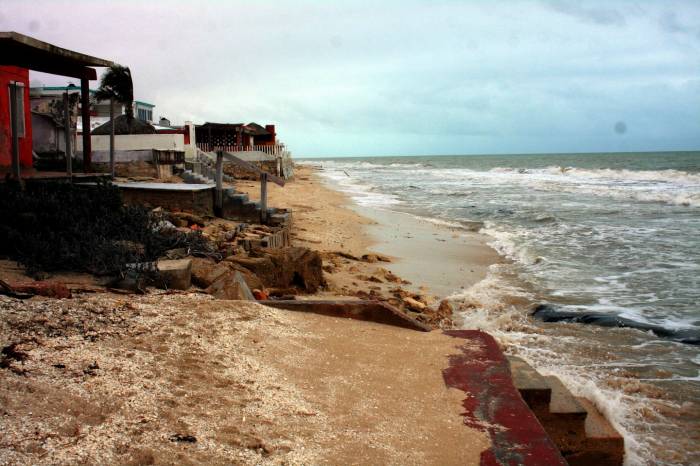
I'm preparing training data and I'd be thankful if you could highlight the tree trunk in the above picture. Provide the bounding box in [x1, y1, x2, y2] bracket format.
[109, 97, 115, 178]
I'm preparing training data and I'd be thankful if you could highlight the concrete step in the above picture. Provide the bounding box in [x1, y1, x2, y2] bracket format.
[508, 356, 623, 466]
[508, 355, 551, 412]
[566, 397, 625, 466]
[226, 193, 249, 205]
[539, 375, 588, 458]
[545, 375, 587, 417]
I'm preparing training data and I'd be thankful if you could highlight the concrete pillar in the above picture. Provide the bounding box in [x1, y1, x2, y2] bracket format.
[63, 92, 72, 177]
[80, 78, 91, 172]
[9, 83, 20, 179]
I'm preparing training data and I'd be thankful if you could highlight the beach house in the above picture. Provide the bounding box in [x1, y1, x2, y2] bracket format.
[0, 31, 115, 177]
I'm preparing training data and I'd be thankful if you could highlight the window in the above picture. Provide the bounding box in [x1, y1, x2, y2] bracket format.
[7, 82, 25, 137]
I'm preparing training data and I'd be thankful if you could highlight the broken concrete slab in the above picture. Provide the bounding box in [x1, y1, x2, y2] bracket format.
[260, 300, 431, 332]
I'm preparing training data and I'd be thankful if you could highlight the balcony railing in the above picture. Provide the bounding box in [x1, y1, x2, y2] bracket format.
[195, 142, 287, 155]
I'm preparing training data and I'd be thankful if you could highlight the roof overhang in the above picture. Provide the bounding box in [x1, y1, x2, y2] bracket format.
[0, 31, 115, 80]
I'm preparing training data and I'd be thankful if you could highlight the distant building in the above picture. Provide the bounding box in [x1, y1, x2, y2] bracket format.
[30, 85, 156, 128]
[134, 101, 154, 122]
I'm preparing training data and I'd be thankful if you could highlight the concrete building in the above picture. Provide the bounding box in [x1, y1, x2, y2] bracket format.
[0, 31, 115, 176]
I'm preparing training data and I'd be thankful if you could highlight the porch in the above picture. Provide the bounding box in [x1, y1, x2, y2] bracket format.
[0, 31, 115, 179]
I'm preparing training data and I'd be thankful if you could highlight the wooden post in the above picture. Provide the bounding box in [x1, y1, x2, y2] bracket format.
[109, 97, 115, 178]
[80, 78, 92, 172]
[63, 92, 72, 177]
[9, 83, 21, 180]
[215, 151, 223, 215]
[260, 172, 268, 224]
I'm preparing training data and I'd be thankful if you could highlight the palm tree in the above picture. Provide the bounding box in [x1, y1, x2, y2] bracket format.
[94, 65, 133, 177]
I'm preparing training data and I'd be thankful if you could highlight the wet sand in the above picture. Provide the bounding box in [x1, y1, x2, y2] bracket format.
[360, 208, 500, 298]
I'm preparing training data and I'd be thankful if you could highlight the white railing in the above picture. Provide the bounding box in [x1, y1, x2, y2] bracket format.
[195, 142, 287, 155]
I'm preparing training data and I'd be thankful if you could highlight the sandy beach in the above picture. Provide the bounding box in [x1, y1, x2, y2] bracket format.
[0, 166, 507, 465]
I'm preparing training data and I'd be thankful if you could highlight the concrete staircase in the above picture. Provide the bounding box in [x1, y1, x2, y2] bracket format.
[180, 153, 291, 225]
[508, 356, 624, 466]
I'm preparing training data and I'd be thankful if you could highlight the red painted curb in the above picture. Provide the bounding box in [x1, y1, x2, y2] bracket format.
[442, 330, 566, 466]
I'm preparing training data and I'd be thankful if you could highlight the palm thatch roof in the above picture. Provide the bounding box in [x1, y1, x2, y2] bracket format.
[92, 115, 156, 135]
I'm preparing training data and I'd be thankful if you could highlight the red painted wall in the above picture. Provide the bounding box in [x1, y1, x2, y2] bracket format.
[0, 66, 33, 168]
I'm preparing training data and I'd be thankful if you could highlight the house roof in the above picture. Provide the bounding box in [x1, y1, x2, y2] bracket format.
[245, 122, 271, 136]
[92, 115, 156, 135]
[196, 122, 271, 136]
[197, 122, 245, 130]
[0, 31, 115, 80]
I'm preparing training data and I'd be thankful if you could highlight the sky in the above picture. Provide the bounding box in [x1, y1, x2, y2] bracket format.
[2, 0, 699, 157]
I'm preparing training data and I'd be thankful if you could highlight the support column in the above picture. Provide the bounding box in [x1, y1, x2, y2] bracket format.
[260, 172, 268, 224]
[63, 93, 72, 177]
[80, 78, 91, 172]
[9, 83, 20, 179]
[109, 97, 115, 178]
[215, 151, 223, 216]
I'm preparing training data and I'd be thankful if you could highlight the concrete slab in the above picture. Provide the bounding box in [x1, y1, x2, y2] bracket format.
[260, 299, 431, 332]
[114, 182, 214, 191]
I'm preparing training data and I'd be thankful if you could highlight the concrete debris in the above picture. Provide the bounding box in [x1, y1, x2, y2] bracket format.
[156, 259, 192, 290]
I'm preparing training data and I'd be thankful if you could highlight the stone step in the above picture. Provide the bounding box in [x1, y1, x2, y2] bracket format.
[507, 356, 623, 466]
[507, 355, 551, 412]
[226, 193, 249, 205]
[566, 398, 625, 466]
[544, 375, 587, 417]
[538, 375, 588, 458]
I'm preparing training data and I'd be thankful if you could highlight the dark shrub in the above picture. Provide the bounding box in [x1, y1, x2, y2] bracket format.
[0, 180, 215, 277]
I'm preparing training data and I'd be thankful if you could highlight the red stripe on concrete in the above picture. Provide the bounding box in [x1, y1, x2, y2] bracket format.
[442, 330, 566, 466]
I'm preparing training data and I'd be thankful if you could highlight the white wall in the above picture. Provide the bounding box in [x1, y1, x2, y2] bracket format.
[75, 133, 185, 152]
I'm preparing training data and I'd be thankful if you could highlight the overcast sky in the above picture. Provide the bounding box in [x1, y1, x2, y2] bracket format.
[2, 0, 699, 157]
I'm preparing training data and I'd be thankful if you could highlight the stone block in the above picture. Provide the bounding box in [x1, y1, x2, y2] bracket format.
[157, 258, 192, 290]
[206, 271, 255, 301]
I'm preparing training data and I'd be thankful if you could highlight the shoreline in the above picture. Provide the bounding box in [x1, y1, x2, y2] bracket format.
[238, 165, 501, 305]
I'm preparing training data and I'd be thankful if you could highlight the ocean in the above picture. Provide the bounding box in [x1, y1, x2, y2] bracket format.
[304, 151, 700, 466]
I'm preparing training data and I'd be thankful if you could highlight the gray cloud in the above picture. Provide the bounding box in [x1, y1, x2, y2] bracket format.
[1, 0, 698, 156]
[544, 1, 628, 26]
